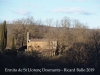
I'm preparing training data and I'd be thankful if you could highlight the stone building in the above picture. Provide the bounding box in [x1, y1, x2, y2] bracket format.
[26, 32, 57, 56]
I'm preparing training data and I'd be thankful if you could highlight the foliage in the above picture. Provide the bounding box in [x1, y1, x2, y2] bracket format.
[11, 36, 15, 50]
[1, 17, 100, 74]
[0, 20, 7, 52]
[6, 16, 100, 56]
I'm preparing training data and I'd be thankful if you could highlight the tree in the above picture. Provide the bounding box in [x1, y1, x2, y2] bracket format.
[11, 36, 15, 50]
[12, 17, 34, 48]
[0, 20, 7, 52]
[56, 17, 71, 55]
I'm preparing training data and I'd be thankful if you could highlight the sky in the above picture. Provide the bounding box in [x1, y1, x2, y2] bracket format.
[0, 0, 100, 28]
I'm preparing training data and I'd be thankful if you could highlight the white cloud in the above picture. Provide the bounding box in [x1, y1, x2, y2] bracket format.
[51, 7, 95, 15]
[13, 9, 31, 15]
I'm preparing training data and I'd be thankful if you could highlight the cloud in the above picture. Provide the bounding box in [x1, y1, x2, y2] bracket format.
[13, 9, 31, 15]
[51, 7, 95, 15]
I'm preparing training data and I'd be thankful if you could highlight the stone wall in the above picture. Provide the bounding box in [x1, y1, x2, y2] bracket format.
[27, 40, 57, 56]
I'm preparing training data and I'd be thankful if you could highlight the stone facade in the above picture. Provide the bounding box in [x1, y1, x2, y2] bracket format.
[26, 32, 57, 56]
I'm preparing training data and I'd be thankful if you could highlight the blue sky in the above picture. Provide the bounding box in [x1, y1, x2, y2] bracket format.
[0, 0, 100, 28]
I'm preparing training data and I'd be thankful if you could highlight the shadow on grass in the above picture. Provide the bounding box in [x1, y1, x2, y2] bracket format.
[0, 49, 99, 75]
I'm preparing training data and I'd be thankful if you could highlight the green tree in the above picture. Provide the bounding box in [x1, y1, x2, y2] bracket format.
[0, 20, 7, 52]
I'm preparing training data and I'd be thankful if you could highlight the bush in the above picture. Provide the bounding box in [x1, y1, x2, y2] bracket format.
[4, 49, 17, 55]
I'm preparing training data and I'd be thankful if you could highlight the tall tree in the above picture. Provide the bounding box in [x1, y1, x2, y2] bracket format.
[11, 36, 15, 50]
[0, 20, 7, 52]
